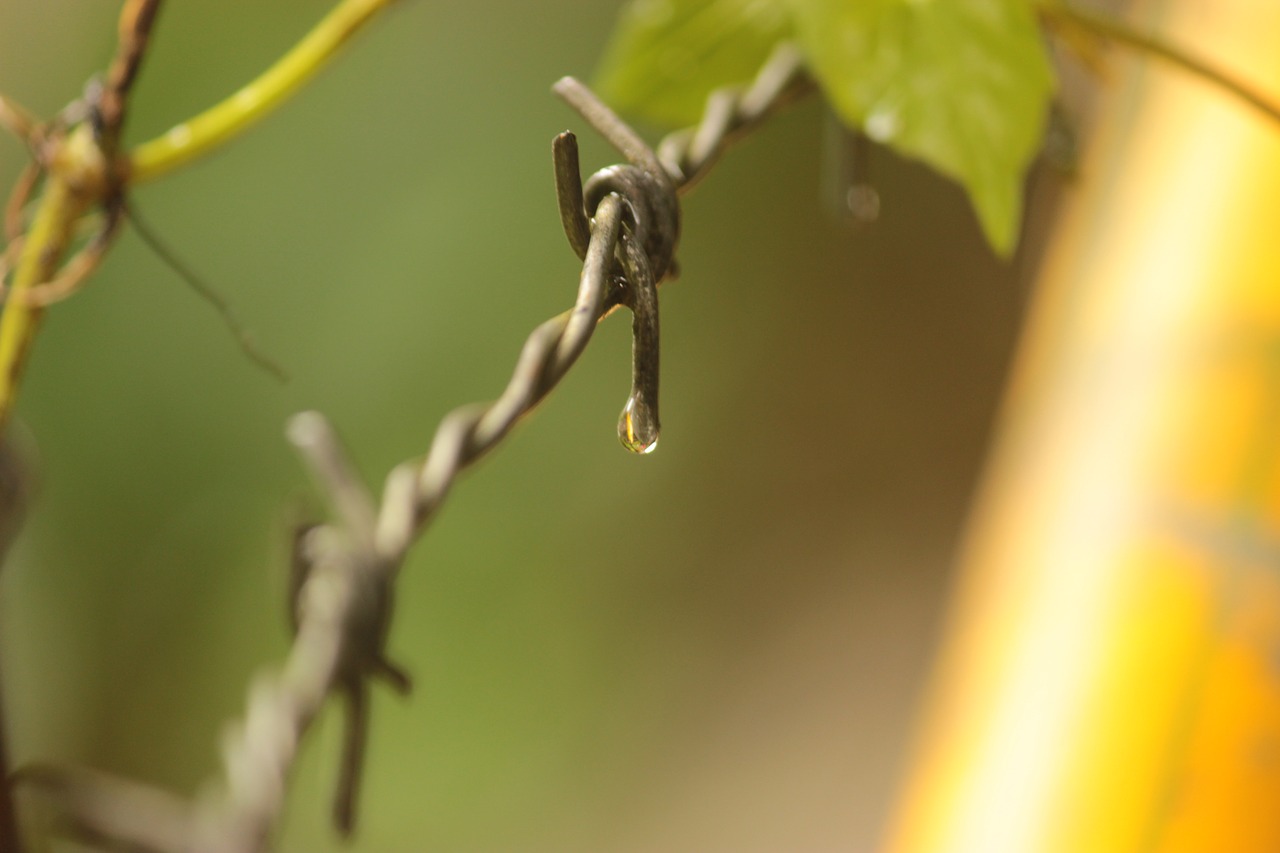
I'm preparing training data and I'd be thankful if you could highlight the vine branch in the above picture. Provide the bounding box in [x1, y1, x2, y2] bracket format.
[0, 0, 399, 430]
[128, 0, 402, 183]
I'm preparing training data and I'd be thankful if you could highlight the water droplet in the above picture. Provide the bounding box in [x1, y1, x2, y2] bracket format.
[865, 108, 899, 143]
[618, 396, 659, 454]
[846, 184, 881, 224]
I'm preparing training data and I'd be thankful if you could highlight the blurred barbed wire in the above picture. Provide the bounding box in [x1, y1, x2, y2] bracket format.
[12, 43, 812, 852]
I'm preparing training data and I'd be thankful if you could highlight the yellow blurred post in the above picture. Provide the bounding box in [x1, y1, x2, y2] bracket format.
[884, 2, 1280, 851]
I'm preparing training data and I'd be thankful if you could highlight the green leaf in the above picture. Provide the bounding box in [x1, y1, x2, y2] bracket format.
[787, 0, 1054, 254]
[594, 0, 792, 127]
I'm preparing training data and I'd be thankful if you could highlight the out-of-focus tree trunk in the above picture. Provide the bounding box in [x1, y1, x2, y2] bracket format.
[884, 2, 1280, 851]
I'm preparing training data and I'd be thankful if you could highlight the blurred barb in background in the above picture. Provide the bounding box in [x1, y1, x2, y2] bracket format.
[886, 0, 1280, 851]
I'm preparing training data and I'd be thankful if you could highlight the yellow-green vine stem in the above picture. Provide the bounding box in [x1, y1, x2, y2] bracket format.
[0, 174, 91, 431]
[0, 0, 400, 428]
[128, 0, 399, 183]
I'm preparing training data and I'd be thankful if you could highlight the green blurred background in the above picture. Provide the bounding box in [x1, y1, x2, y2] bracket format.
[0, 1, 1044, 849]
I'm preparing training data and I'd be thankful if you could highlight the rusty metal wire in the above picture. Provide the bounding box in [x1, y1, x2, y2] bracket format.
[659, 43, 811, 192]
[17, 43, 810, 852]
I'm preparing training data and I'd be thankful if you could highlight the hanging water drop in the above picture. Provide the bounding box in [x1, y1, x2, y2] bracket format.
[846, 183, 881, 224]
[618, 395, 659, 454]
[865, 106, 900, 143]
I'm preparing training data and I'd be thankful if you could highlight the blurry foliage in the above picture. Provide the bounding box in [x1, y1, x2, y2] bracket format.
[595, 0, 1055, 254]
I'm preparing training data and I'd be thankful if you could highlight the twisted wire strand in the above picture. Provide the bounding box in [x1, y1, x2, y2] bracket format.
[659, 43, 811, 193]
[388, 193, 627, 556]
[19, 43, 811, 853]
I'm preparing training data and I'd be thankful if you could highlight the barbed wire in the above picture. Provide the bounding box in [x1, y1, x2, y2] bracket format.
[15, 43, 811, 852]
